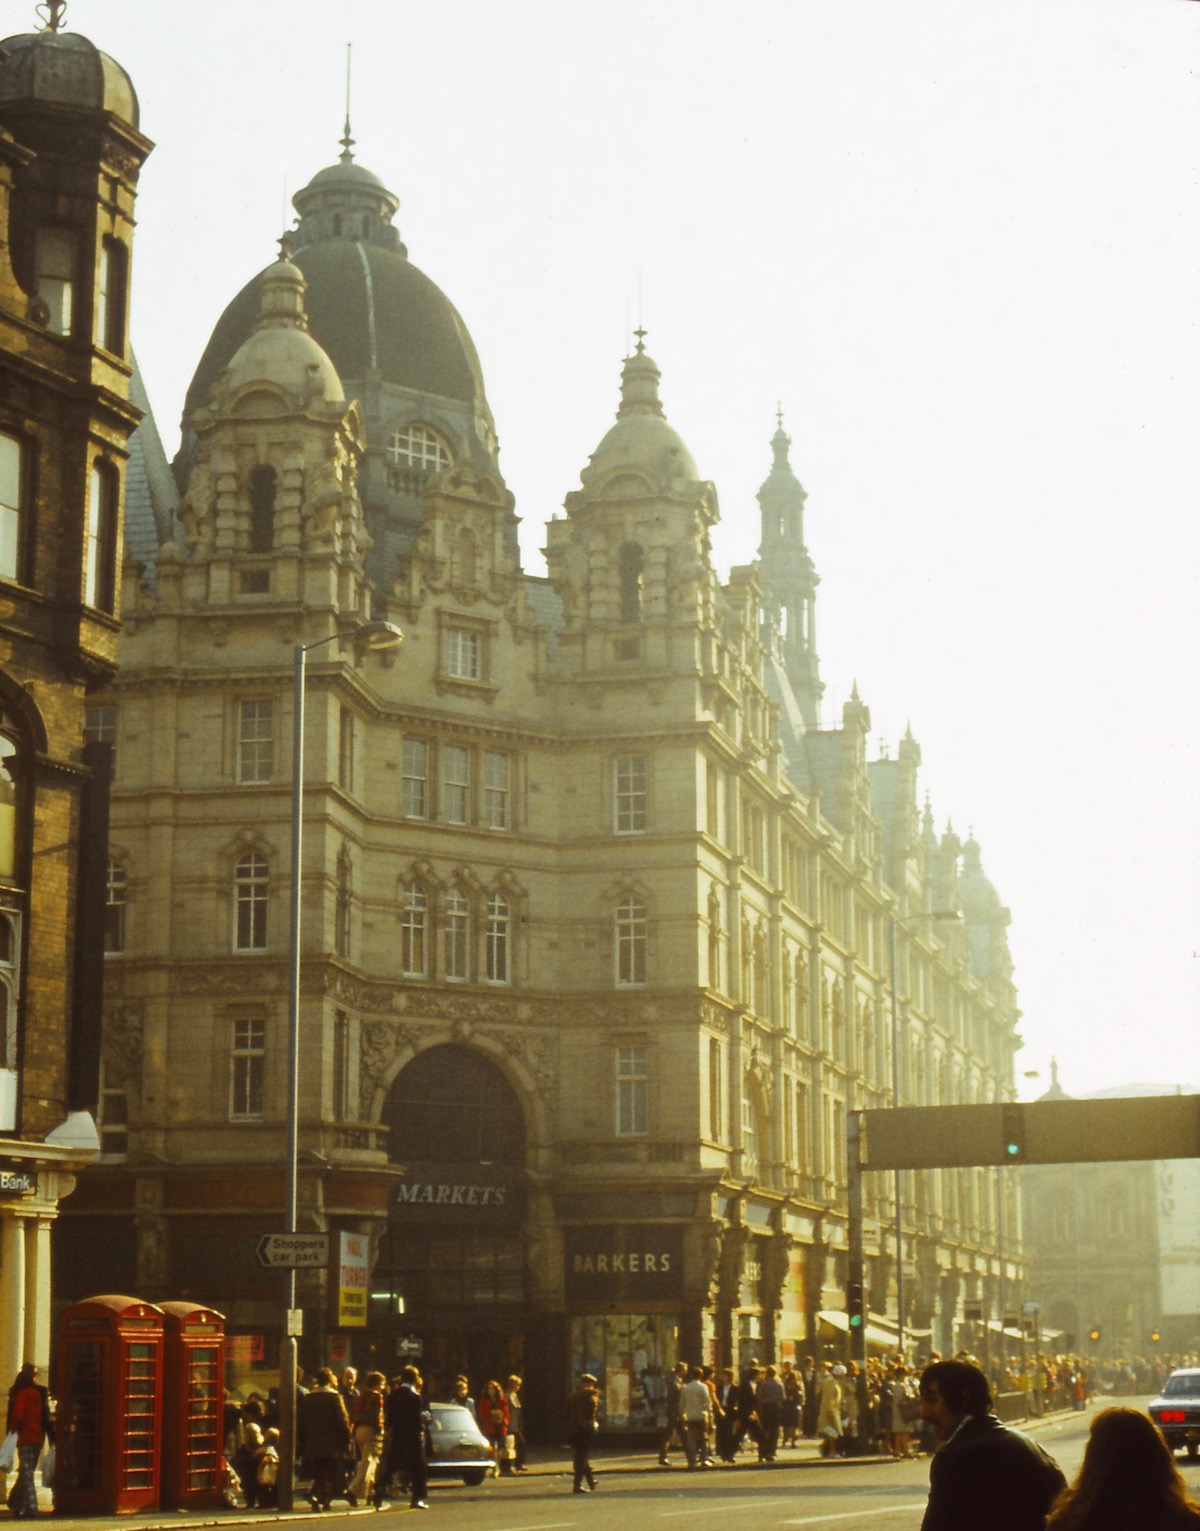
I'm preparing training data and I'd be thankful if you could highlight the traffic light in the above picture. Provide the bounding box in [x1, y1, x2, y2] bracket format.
[1088, 1325, 1101, 1344]
[847, 1280, 864, 1332]
[1000, 1102, 1025, 1162]
[1150, 1327, 1161, 1345]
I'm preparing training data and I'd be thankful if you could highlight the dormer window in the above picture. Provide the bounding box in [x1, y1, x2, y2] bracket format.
[387, 425, 450, 472]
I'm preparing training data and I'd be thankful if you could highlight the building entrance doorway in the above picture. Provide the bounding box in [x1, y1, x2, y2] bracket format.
[375, 1045, 528, 1400]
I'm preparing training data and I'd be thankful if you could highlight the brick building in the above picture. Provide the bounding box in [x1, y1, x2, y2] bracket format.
[0, 11, 149, 1379]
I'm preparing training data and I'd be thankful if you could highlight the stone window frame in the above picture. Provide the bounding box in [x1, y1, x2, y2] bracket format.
[615, 1044, 649, 1137]
[229, 1016, 266, 1121]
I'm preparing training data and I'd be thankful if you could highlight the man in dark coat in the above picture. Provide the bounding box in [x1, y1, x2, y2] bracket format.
[919, 1360, 1065, 1531]
[297, 1368, 351, 1511]
[374, 1367, 430, 1511]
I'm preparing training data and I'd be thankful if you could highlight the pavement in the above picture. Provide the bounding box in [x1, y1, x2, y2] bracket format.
[16, 1406, 1080, 1529]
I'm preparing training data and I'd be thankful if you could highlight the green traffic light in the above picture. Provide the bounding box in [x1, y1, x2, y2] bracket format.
[1005, 1142, 1020, 1156]
[848, 1314, 862, 1328]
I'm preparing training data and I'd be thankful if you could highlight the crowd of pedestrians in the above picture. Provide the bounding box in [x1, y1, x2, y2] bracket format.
[223, 1364, 528, 1512]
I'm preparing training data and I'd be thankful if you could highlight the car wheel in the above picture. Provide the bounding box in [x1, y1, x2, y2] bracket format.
[462, 1471, 486, 1487]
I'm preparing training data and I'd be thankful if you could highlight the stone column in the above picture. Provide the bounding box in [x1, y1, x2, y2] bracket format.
[23, 1215, 53, 1373]
[0, 1209, 26, 1381]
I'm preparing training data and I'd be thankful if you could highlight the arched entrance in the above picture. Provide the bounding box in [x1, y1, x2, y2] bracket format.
[373, 1045, 528, 1399]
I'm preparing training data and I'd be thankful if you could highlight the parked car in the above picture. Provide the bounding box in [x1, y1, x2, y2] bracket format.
[1148, 1368, 1200, 1459]
[426, 1402, 494, 1486]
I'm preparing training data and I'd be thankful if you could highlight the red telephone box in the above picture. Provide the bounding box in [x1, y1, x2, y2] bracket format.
[159, 1302, 225, 1510]
[55, 1295, 165, 1515]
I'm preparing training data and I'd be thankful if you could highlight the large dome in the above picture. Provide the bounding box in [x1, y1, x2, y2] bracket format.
[181, 148, 492, 441]
[183, 240, 488, 424]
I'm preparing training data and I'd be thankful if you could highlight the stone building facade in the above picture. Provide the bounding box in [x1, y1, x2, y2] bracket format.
[56, 134, 1025, 1433]
[0, 14, 150, 1380]
[1023, 1071, 1200, 1357]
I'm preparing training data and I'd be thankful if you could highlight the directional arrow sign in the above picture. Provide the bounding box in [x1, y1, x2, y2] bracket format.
[256, 1233, 330, 1269]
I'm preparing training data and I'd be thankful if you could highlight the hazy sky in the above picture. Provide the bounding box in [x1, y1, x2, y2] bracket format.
[41, 0, 1200, 1097]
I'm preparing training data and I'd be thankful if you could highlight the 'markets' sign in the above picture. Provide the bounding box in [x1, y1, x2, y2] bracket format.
[391, 1163, 519, 1221]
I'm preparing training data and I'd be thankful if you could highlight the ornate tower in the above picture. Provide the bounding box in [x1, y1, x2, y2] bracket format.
[757, 414, 823, 726]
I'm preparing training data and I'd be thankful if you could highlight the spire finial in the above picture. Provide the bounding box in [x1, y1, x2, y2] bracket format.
[776, 401, 784, 430]
[633, 326, 647, 355]
[339, 43, 355, 162]
[36, 0, 67, 30]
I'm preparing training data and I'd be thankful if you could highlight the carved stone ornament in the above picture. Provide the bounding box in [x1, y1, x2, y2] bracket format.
[103, 1003, 145, 1082]
[169, 965, 283, 997]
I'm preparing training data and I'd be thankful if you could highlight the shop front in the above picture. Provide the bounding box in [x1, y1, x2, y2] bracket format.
[564, 1224, 684, 1431]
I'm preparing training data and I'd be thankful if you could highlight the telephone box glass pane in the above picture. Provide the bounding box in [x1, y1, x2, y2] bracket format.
[185, 1346, 220, 1486]
[65, 1341, 105, 1488]
[122, 1342, 158, 1488]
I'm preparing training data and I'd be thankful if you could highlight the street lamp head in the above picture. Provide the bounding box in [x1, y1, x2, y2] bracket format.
[351, 619, 404, 651]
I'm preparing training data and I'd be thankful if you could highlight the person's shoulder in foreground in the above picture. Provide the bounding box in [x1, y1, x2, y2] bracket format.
[919, 1359, 1066, 1531]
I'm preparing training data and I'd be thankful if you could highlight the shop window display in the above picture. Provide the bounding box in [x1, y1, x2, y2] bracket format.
[569, 1314, 678, 1429]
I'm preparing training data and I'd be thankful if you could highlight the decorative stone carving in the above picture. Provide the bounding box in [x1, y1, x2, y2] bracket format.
[104, 1003, 145, 1081]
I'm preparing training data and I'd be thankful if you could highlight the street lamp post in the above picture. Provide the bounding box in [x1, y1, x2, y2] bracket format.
[888, 907, 960, 1362]
[278, 619, 402, 1511]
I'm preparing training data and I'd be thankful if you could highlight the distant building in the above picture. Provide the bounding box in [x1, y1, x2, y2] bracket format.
[57, 126, 1025, 1430]
[1022, 1066, 1200, 1355]
[0, 13, 150, 1378]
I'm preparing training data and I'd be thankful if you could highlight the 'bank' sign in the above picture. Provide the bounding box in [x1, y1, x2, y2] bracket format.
[564, 1225, 684, 1303]
[0, 1167, 35, 1196]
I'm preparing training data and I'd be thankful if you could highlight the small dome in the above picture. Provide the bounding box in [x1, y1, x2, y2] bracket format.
[214, 258, 342, 410]
[582, 340, 698, 492]
[0, 29, 139, 126]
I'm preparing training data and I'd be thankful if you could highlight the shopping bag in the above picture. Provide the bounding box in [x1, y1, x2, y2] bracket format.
[40, 1445, 54, 1487]
[0, 1434, 16, 1474]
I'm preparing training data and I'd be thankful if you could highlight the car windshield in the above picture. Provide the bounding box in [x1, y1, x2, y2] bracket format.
[431, 1406, 477, 1433]
[1163, 1375, 1200, 1398]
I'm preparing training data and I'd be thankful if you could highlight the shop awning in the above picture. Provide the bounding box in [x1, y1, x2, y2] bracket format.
[818, 1308, 910, 1351]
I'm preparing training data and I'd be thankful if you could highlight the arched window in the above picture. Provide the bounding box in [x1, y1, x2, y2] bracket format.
[0, 728, 19, 881]
[387, 425, 451, 471]
[486, 894, 510, 985]
[618, 541, 644, 624]
[399, 883, 428, 977]
[249, 465, 276, 554]
[104, 859, 126, 954]
[85, 461, 118, 613]
[444, 888, 469, 981]
[383, 1043, 525, 1168]
[615, 896, 646, 987]
[233, 852, 268, 951]
[95, 237, 128, 356]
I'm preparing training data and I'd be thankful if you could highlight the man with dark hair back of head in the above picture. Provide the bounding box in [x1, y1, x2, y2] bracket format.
[919, 1360, 1066, 1531]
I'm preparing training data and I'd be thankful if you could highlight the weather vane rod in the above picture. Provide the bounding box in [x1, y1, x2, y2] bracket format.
[340, 43, 354, 161]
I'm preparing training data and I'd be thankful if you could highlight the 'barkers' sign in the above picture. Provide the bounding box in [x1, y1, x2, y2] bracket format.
[564, 1225, 684, 1302]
